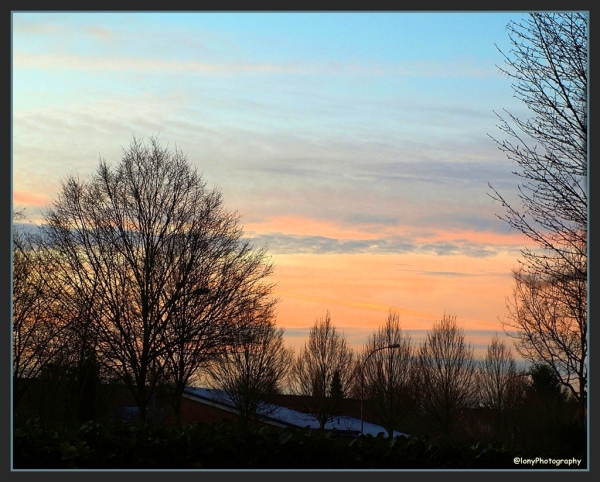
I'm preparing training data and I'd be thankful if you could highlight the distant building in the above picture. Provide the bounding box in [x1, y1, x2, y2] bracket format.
[180, 388, 408, 438]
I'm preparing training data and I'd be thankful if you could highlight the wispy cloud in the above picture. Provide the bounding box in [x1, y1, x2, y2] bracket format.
[13, 51, 305, 75]
[14, 48, 497, 79]
[248, 231, 519, 257]
[245, 210, 526, 257]
[12, 12, 532, 354]
[13, 190, 52, 209]
[419, 271, 471, 277]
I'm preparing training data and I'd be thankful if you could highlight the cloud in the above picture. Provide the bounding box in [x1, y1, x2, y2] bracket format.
[419, 271, 469, 277]
[246, 231, 516, 258]
[13, 190, 52, 209]
[419, 242, 497, 258]
[14, 48, 498, 80]
[13, 51, 299, 75]
[248, 233, 410, 255]
[12, 222, 43, 236]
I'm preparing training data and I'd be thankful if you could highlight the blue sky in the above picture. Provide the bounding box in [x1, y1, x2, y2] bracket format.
[13, 11, 548, 357]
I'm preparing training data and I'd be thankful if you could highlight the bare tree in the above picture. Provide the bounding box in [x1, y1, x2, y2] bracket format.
[40, 135, 275, 421]
[488, 13, 587, 419]
[206, 307, 293, 424]
[12, 211, 74, 410]
[477, 334, 521, 441]
[478, 334, 518, 412]
[414, 313, 477, 439]
[505, 263, 586, 413]
[289, 310, 354, 429]
[156, 227, 276, 424]
[361, 310, 413, 437]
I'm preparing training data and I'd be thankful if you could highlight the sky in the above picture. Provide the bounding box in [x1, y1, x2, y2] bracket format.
[12, 11, 540, 360]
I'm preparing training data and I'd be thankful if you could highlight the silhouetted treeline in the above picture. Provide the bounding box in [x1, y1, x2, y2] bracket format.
[13, 135, 586, 461]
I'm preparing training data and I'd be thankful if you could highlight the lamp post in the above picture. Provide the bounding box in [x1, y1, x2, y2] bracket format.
[360, 343, 401, 435]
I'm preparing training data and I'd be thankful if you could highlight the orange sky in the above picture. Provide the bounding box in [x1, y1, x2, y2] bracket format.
[244, 215, 524, 348]
[13, 198, 527, 360]
[12, 12, 536, 364]
[274, 253, 513, 328]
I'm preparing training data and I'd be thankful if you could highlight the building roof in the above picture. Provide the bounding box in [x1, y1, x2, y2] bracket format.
[183, 387, 408, 438]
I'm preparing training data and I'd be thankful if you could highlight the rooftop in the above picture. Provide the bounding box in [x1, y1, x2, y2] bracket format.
[184, 387, 408, 438]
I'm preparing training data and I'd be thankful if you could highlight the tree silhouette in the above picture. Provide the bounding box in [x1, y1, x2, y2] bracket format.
[40, 135, 275, 421]
[488, 12, 587, 420]
[360, 310, 413, 437]
[12, 210, 74, 411]
[289, 311, 354, 429]
[329, 370, 344, 400]
[477, 334, 521, 442]
[207, 308, 293, 425]
[414, 313, 477, 440]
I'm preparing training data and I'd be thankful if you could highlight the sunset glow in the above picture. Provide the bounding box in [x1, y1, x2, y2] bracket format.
[269, 251, 520, 353]
[13, 11, 535, 360]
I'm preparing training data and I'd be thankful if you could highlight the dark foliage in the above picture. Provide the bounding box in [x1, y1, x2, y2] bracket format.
[13, 417, 586, 470]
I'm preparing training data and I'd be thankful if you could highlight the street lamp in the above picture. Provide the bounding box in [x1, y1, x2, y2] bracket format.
[360, 343, 401, 435]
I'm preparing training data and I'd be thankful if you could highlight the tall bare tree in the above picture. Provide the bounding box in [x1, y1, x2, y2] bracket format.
[477, 334, 524, 441]
[289, 310, 354, 429]
[156, 227, 276, 424]
[206, 307, 293, 424]
[360, 310, 413, 437]
[12, 210, 83, 413]
[488, 13, 587, 419]
[13, 210, 113, 426]
[40, 135, 275, 421]
[414, 313, 477, 439]
[478, 334, 518, 413]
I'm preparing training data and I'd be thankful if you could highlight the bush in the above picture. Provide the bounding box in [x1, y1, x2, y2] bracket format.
[12, 417, 587, 470]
